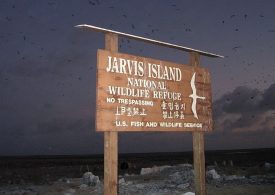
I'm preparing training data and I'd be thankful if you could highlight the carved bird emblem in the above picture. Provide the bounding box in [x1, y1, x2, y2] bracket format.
[189, 73, 205, 119]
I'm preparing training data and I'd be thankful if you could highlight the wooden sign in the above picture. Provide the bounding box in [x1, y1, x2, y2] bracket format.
[96, 49, 213, 132]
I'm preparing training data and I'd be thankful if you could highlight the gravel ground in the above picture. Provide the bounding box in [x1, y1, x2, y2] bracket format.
[1, 163, 275, 195]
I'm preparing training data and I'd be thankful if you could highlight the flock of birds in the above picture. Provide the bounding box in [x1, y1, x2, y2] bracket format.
[0, 1, 274, 147]
[1, 0, 274, 99]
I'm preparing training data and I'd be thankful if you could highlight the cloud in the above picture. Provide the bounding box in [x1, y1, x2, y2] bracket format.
[212, 83, 275, 133]
[205, 85, 275, 150]
[261, 84, 275, 109]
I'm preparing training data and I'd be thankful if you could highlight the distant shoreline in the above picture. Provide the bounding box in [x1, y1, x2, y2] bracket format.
[1, 147, 275, 159]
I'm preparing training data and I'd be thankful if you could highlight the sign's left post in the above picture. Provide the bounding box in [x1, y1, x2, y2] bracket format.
[104, 33, 118, 195]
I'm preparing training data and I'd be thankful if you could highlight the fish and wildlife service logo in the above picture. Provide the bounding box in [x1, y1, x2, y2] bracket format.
[189, 73, 205, 119]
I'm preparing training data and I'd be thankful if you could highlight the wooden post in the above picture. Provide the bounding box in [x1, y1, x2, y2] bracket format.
[104, 33, 118, 195]
[190, 52, 206, 195]
[104, 131, 118, 195]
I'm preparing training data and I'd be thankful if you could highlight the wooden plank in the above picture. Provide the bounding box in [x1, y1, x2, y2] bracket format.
[75, 24, 224, 58]
[104, 33, 118, 195]
[190, 52, 206, 195]
[96, 49, 213, 132]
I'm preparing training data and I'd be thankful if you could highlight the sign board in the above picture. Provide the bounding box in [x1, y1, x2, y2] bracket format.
[96, 49, 213, 132]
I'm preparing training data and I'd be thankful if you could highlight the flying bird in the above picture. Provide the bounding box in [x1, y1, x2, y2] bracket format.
[189, 73, 205, 119]
[232, 46, 241, 51]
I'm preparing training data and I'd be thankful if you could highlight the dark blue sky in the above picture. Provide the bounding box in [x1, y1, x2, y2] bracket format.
[0, 0, 275, 155]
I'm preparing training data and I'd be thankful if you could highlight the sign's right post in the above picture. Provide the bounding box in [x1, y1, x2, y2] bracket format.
[190, 52, 206, 195]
